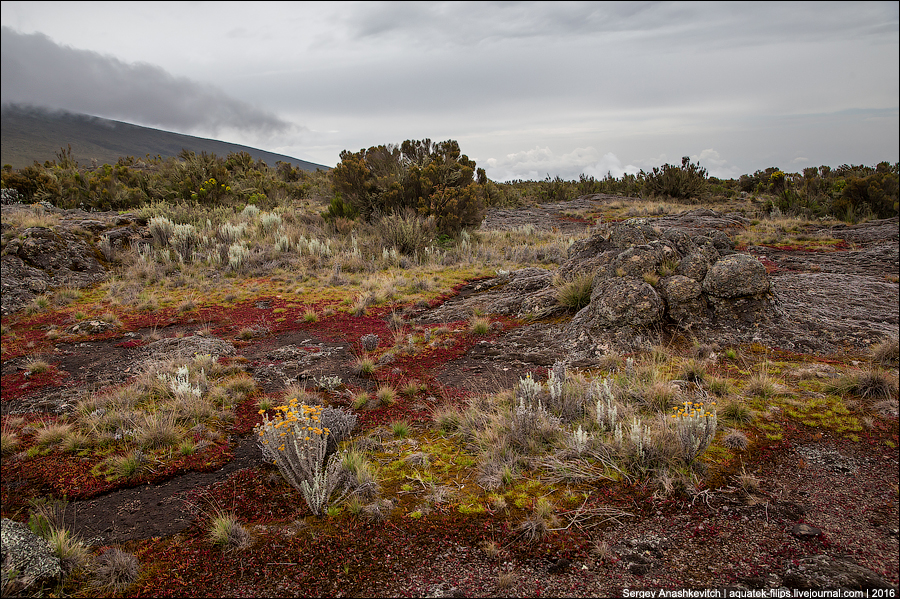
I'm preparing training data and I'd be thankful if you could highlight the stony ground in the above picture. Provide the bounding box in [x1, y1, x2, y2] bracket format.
[1, 196, 898, 597]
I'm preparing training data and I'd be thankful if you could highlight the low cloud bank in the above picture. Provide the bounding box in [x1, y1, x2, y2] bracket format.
[1, 27, 296, 139]
[484, 146, 639, 183]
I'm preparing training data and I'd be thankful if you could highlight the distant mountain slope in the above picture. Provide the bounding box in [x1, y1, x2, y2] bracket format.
[1, 104, 330, 172]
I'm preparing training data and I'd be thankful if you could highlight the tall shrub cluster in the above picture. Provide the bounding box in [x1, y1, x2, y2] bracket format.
[740, 162, 899, 220]
[640, 156, 709, 201]
[0, 149, 318, 212]
[329, 138, 487, 235]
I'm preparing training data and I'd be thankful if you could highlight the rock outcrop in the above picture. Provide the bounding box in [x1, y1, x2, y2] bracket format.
[0, 206, 146, 315]
[563, 219, 775, 351]
[1, 518, 63, 595]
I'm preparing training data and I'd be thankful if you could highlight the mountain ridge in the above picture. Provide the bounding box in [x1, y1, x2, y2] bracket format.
[1, 104, 330, 172]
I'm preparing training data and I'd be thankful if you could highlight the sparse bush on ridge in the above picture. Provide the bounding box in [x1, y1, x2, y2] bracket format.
[331, 139, 487, 235]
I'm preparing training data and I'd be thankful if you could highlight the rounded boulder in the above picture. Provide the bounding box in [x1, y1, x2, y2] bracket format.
[703, 254, 770, 298]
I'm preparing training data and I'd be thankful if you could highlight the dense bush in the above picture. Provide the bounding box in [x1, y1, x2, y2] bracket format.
[832, 165, 899, 220]
[640, 156, 708, 201]
[0, 148, 319, 212]
[330, 138, 487, 235]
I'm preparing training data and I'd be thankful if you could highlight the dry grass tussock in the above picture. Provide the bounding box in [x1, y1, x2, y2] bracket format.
[871, 337, 899, 367]
[734, 214, 842, 248]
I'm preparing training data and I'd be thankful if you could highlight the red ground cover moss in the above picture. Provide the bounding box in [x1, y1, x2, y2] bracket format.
[129, 500, 505, 598]
[1, 441, 234, 518]
[0, 366, 74, 402]
[306, 305, 396, 349]
[231, 393, 265, 435]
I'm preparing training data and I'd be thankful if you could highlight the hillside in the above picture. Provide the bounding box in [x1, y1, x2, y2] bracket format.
[0, 104, 329, 171]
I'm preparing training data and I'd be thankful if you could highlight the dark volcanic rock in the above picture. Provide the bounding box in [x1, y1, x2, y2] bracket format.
[0, 207, 145, 315]
[703, 253, 770, 298]
[579, 277, 665, 330]
[783, 555, 895, 590]
[562, 219, 776, 350]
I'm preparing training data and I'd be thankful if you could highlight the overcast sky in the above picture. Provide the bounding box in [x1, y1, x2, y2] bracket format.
[2, 1, 898, 180]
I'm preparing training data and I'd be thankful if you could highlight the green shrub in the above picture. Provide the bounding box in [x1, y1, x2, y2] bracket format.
[641, 156, 708, 201]
[331, 139, 487, 235]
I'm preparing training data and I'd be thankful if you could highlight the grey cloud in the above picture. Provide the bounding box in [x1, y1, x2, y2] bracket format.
[341, 1, 669, 45]
[340, 1, 897, 49]
[0, 27, 296, 137]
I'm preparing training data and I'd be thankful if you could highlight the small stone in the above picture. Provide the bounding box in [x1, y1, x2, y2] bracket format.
[791, 523, 822, 538]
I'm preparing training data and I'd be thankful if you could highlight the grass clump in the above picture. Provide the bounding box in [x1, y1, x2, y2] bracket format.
[432, 404, 462, 434]
[555, 272, 594, 311]
[677, 358, 707, 384]
[720, 400, 753, 425]
[341, 449, 380, 499]
[721, 428, 749, 451]
[871, 337, 899, 367]
[351, 391, 371, 410]
[45, 527, 92, 574]
[517, 498, 558, 543]
[401, 379, 424, 398]
[27, 499, 90, 574]
[25, 359, 51, 375]
[469, 316, 492, 335]
[135, 411, 182, 449]
[103, 450, 148, 480]
[375, 385, 397, 407]
[208, 510, 252, 550]
[744, 364, 780, 399]
[1, 423, 20, 457]
[352, 355, 377, 377]
[91, 548, 140, 593]
[829, 368, 898, 402]
[34, 421, 74, 447]
[391, 420, 411, 438]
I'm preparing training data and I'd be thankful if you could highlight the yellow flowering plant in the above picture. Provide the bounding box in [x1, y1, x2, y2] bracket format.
[254, 399, 356, 516]
[672, 399, 717, 465]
